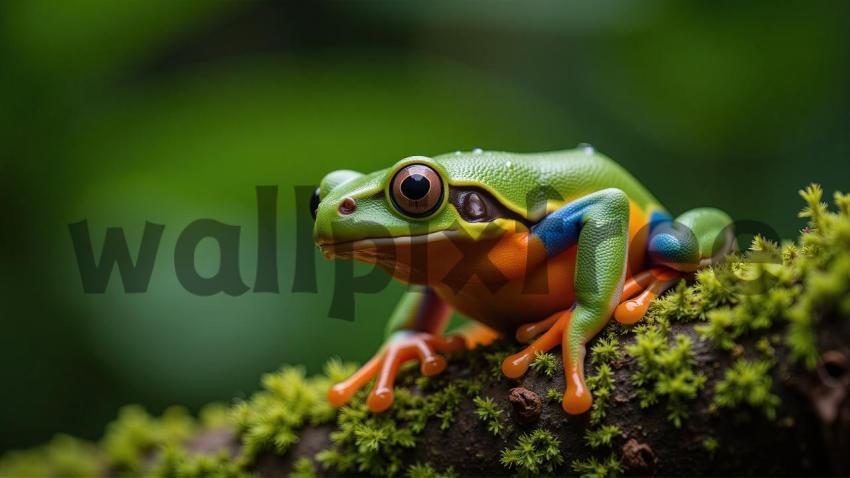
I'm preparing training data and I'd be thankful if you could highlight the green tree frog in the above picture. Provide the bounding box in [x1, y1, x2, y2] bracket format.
[312, 147, 733, 415]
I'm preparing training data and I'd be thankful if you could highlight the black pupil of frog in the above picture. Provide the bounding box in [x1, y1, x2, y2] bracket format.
[401, 174, 430, 200]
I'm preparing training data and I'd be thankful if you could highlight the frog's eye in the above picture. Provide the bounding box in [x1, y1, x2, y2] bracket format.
[389, 164, 444, 217]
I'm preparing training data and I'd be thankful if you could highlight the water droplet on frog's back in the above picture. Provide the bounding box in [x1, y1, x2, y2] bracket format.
[472, 147, 483, 154]
[577, 143, 594, 154]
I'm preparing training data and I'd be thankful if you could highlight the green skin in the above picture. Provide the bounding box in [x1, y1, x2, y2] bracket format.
[313, 147, 732, 414]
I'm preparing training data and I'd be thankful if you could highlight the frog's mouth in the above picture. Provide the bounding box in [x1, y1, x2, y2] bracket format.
[317, 217, 526, 263]
[317, 231, 460, 261]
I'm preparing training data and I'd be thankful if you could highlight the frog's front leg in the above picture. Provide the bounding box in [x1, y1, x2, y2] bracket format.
[502, 188, 631, 414]
[328, 286, 465, 412]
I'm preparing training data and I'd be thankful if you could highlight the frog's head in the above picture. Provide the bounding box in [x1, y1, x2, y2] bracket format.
[312, 154, 530, 285]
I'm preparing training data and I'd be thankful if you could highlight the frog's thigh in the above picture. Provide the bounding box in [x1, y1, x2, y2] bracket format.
[532, 188, 631, 414]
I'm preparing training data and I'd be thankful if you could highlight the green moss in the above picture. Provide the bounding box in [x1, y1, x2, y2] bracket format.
[590, 334, 621, 365]
[545, 388, 563, 402]
[472, 396, 505, 436]
[696, 288, 796, 350]
[0, 435, 101, 478]
[702, 436, 719, 454]
[626, 329, 706, 427]
[484, 350, 511, 380]
[755, 337, 776, 357]
[153, 446, 253, 478]
[570, 454, 623, 478]
[406, 462, 457, 478]
[316, 377, 468, 477]
[584, 425, 623, 448]
[529, 351, 558, 377]
[785, 188, 850, 367]
[713, 359, 780, 419]
[289, 457, 316, 478]
[500, 429, 564, 476]
[232, 361, 354, 465]
[101, 405, 196, 475]
[587, 363, 615, 425]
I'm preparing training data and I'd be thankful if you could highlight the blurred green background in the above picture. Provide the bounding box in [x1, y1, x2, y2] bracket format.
[1, 0, 848, 451]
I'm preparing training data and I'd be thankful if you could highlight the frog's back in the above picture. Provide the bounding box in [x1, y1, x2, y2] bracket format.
[433, 148, 664, 220]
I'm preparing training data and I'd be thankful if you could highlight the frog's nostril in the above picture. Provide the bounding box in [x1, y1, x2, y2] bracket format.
[338, 197, 357, 215]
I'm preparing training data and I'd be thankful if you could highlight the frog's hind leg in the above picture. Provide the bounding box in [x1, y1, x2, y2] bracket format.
[499, 188, 631, 414]
[557, 190, 631, 415]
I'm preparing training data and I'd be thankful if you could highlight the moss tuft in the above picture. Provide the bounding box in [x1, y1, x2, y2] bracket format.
[713, 359, 780, 419]
[316, 376, 471, 477]
[702, 436, 719, 454]
[153, 446, 253, 478]
[584, 425, 623, 448]
[590, 333, 621, 365]
[406, 462, 457, 478]
[587, 363, 615, 425]
[500, 429, 564, 476]
[570, 454, 623, 478]
[0, 435, 101, 478]
[289, 457, 316, 478]
[545, 388, 563, 403]
[232, 362, 353, 464]
[626, 329, 705, 427]
[472, 396, 505, 436]
[102, 405, 196, 475]
[529, 351, 558, 377]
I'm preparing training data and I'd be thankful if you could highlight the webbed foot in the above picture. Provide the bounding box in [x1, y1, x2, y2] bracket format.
[328, 332, 465, 412]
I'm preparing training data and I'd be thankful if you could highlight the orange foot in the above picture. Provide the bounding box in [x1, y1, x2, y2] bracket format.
[502, 309, 572, 378]
[328, 332, 465, 413]
[615, 267, 684, 325]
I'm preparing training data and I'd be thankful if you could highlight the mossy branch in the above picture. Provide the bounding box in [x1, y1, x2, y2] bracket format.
[3, 185, 850, 477]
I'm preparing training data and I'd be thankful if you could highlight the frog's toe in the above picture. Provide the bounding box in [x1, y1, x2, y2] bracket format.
[367, 346, 406, 412]
[361, 332, 462, 413]
[562, 370, 593, 415]
[412, 338, 447, 376]
[328, 353, 384, 407]
[502, 309, 571, 379]
[614, 268, 683, 325]
[515, 312, 561, 343]
[429, 334, 467, 353]
[367, 386, 395, 413]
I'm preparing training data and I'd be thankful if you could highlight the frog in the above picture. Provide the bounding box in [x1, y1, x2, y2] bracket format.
[311, 147, 734, 415]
